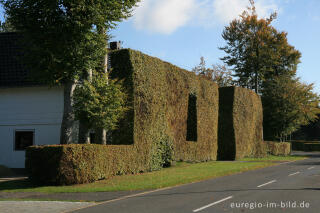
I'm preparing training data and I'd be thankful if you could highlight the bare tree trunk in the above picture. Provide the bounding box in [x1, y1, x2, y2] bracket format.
[95, 27, 108, 145]
[95, 128, 107, 145]
[60, 81, 76, 144]
[78, 69, 92, 144]
[78, 123, 90, 144]
[255, 70, 258, 93]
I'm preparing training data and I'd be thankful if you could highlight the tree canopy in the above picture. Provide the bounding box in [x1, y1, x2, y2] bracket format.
[0, 17, 14, 32]
[220, 0, 300, 93]
[220, 0, 319, 141]
[73, 72, 128, 132]
[262, 76, 320, 141]
[0, 0, 140, 84]
[1, 0, 140, 144]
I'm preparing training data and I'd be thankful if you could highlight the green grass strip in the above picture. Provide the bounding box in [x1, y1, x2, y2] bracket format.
[0, 160, 281, 193]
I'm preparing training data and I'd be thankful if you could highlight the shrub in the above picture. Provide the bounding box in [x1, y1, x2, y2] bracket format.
[73, 71, 128, 131]
[265, 141, 291, 156]
[26, 144, 145, 185]
[218, 87, 265, 160]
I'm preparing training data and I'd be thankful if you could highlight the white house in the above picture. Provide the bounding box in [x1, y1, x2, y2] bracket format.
[0, 32, 65, 168]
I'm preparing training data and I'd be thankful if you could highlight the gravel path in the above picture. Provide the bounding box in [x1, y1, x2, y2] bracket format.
[0, 201, 94, 213]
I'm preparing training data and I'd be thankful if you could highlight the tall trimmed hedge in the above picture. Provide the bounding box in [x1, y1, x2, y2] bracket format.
[110, 49, 219, 166]
[26, 49, 219, 185]
[218, 87, 265, 160]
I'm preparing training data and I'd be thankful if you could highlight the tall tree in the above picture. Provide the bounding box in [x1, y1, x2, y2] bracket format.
[220, 0, 318, 141]
[262, 76, 320, 141]
[1, 0, 140, 144]
[220, 0, 300, 93]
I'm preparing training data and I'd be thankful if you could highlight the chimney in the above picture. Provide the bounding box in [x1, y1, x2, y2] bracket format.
[109, 41, 121, 50]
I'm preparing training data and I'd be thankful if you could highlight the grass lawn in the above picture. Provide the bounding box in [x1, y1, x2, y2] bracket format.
[0, 155, 306, 194]
[240, 155, 307, 162]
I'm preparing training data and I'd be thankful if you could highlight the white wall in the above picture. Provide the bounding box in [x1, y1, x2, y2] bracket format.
[0, 86, 64, 168]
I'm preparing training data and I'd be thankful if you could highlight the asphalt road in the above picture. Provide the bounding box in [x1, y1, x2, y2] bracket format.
[69, 152, 320, 213]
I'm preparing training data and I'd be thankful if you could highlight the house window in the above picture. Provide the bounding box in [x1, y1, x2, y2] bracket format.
[14, 130, 34, 151]
[186, 93, 198, 141]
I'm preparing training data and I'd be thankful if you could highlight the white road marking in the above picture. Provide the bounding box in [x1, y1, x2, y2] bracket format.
[288, 172, 300, 176]
[193, 196, 233, 212]
[257, 180, 276, 188]
[308, 166, 315, 170]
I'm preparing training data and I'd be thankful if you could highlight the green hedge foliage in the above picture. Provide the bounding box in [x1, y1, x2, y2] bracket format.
[26, 144, 145, 185]
[303, 143, 320, 152]
[265, 141, 291, 156]
[291, 141, 320, 152]
[110, 49, 219, 166]
[218, 87, 265, 160]
[26, 49, 219, 185]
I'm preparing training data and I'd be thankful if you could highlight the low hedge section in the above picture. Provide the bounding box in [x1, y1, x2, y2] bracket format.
[290, 141, 320, 151]
[290, 141, 304, 151]
[303, 143, 320, 152]
[26, 144, 146, 185]
[265, 141, 291, 156]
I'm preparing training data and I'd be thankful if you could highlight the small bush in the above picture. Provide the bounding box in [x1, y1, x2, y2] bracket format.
[265, 141, 291, 156]
[150, 135, 175, 171]
[26, 144, 146, 185]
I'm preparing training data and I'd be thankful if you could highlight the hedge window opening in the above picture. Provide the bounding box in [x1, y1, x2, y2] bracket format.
[14, 130, 34, 151]
[186, 93, 198, 141]
[89, 132, 95, 144]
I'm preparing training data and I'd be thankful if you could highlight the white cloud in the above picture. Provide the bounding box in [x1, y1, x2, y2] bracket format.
[212, 0, 248, 24]
[132, 0, 280, 34]
[213, 0, 279, 24]
[133, 0, 196, 34]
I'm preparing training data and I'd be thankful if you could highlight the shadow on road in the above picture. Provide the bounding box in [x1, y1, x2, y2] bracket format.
[291, 151, 320, 158]
[133, 187, 320, 199]
[289, 151, 320, 166]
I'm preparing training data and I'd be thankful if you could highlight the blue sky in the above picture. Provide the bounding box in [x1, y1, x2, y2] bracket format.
[1, 0, 320, 93]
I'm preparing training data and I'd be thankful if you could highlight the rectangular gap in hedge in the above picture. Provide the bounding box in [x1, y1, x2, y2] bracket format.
[186, 93, 198, 142]
[89, 132, 95, 144]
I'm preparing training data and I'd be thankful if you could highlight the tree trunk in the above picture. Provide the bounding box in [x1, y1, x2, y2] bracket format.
[78, 122, 90, 144]
[254, 70, 258, 93]
[95, 128, 107, 145]
[60, 81, 76, 144]
[78, 69, 92, 144]
[95, 27, 108, 145]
